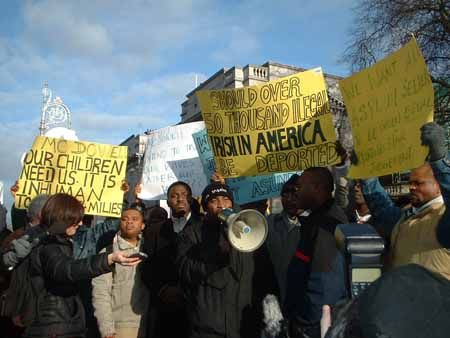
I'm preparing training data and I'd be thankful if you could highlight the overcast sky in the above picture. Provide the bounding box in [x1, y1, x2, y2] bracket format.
[0, 0, 354, 220]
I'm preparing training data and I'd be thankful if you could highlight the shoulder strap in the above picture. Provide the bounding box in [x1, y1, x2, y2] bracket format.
[3, 242, 43, 324]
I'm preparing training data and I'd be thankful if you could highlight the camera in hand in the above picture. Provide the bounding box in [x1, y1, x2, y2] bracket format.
[335, 223, 385, 298]
[128, 252, 148, 260]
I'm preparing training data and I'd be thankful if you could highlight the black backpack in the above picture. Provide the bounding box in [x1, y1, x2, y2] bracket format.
[1, 243, 43, 327]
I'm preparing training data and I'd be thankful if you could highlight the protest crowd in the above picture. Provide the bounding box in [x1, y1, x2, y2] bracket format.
[1, 43, 450, 338]
[1, 121, 450, 338]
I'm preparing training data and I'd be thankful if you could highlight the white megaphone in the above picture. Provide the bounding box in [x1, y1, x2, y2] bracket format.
[218, 208, 268, 252]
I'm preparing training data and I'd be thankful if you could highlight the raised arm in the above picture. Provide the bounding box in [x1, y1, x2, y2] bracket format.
[86, 181, 130, 243]
[430, 159, 450, 248]
[332, 141, 351, 210]
[360, 178, 402, 237]
[421, 122, 450, 248]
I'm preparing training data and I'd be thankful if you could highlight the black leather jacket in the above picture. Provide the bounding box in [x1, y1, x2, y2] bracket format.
[23, 235, 111, 338]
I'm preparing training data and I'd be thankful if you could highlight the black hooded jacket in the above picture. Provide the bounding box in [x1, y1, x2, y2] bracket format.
[23, 235, 111, 338]
[177, 216, 278, 338]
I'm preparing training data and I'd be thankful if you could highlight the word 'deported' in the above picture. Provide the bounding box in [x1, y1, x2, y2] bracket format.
[197, 69, 339, 178]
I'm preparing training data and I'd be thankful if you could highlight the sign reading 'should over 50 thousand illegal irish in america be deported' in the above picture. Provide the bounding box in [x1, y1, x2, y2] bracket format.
[196, 68, 339, 178]
[16, 136, 128, 217]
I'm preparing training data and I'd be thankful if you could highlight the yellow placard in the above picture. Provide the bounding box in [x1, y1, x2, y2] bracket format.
[340, 39, 434, 179]
[197, 69, 339, 178]
[15, 136, 128, 217]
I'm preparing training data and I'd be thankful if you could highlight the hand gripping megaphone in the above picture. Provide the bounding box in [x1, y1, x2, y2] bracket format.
[218, 208, 268, 252]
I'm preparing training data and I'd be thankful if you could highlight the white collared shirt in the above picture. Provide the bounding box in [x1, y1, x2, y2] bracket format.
[355, 210, 372, 224]
[411, 195, 444, 216]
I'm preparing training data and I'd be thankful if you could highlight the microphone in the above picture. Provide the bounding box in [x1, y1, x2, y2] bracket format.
[262, 294, 289, 338]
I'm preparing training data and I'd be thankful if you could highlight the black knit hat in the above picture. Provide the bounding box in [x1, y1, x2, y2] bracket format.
[359, 264, 450, 338]
[201, 183, 234, 210]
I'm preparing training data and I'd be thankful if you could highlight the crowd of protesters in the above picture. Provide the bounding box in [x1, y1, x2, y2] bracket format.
[0, 122, 449, 338]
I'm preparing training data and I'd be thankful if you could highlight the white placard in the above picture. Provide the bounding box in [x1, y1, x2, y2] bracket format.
[140, 121, 208, 199]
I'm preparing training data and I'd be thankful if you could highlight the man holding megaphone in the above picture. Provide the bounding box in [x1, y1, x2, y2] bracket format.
[177, 182, 277, 338]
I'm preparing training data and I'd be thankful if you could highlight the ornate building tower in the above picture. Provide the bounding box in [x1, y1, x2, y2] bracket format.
[39, 82, 72, 135]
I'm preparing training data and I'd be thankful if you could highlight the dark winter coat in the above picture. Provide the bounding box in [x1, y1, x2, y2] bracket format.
[177, 217, 277, 338]
[286, 199, 348, 338]
[141, 214, 203, 338]
[23, 235, 112, 338]
[142, 214, 202, 300]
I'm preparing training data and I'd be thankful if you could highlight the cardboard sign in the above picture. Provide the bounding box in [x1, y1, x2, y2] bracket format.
[192, 129, 298, 204]
[340, 39, 434, 178]
[16, 136, 128, 217]
[197, 68, 339, 178]
[140, 121, 208, 199]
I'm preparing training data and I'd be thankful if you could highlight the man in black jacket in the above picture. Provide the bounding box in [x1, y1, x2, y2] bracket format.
[177, 182, 277, 338]
[285, 167, 348, 338]
[141, 181, 202, 338]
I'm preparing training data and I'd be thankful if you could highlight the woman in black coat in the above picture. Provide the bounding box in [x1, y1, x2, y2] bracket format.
[22, 193, 141, 338]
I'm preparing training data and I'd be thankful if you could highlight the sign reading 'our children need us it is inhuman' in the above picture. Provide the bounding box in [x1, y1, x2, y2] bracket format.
[196, 68, 339, 178]
[16, 136, 128, 217]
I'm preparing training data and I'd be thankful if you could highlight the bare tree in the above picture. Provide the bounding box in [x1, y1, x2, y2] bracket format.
[343, 0, 450, 123]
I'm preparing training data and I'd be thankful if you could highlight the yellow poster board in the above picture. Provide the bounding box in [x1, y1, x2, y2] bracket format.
[15, 136, 128, 217]
[197, 69, 339, 178]
[340, 39, 434, 179]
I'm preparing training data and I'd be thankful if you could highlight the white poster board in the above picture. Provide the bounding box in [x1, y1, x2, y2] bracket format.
[140, 121, 208, 199]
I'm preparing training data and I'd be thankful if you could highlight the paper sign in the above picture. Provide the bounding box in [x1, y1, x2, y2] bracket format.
[16, 136, 128, 217]
[140, 121, 208, 199]
[339, 39, 434, 178]
[192, 129, 298, 204]
[197, 68, 339, 178]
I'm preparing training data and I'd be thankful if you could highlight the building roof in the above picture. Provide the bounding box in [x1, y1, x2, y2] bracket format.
[183, 61, 344, 103]
[263, 61, 344, 80]
[185, 68, 227, 98]
[119, 134, 135, 146]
